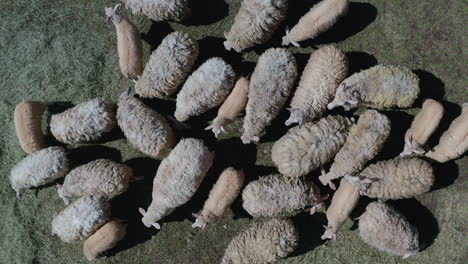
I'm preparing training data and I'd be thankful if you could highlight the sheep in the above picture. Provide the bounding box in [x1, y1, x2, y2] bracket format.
[345, 158, 434, 200]
[50, 98, 117, 144]
[139, 138, 214, 229]
[221, 218, 298, 264]
[358, 202, 419, 258]
[192, 168, 245, 230]
[105, 4, 143, 82]
[10, 146, 69, 199]
[174, 57, 236, 122]
[205, 77, 250, 138]
[272, 115, 353, 178]
[57, 159, 136, 205]
[83, 219, 127, 261]
[223, 0, 288, 52]
[242, 174, 326, 218]
[242, 48, 297, 143]
[327, 65, 420, 110]
[426, 102, 468, 162]
[400, 99, 444, 156]
[319, 110, 391, 189]
[321, 178, 359, 240]
[117, 88, 176, 157]
[135, 31, 199, 98]
[14, 101, 47, 154]
[282, 0, 349, 47]
[285, 45, 348, 126]
[121, 0, 190, 22]
[51, 196, 111, 243]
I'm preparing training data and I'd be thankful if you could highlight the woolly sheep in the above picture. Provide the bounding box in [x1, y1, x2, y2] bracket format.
[321, 178, 359, 240]
[359, 202, 419, 258]
[105, 4, 143, 82]
[174, 57, 236, 122]
[242, 48, 297, 143]
[223, 0, 288, 52]
[242, 174, 326, 217]
[50, 98, 117, 144]
[57, 159, 135, 205]
[192, 168, 245, 230]
[319, 110, 390, 189]
[285, 45, 348, 126]
[426, 102, 468, 162]
[51, 196, 111, 243]
[205, 77, 250, 138]
[10, 146, 69, 199]
[135, 31, 199, 98]
[122, 0, 190, 22]
[139, 138, 214, 229]
[83, 219, 127, 261]
[14, 101, 47, 154]
[327, 65, 420, 110]
[221, 218, 298, 264]
[282, 0, 349, 47]
[272, 115, 353, 178]
[345, 158, 434, 200]
[401, 99, 444, 156]
[117, 88, 176, 157]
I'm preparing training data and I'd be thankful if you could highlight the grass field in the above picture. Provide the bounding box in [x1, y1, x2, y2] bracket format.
[0, 0, 467, 263]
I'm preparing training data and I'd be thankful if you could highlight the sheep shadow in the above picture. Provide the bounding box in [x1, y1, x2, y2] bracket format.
[141, 21, 174, 51]
[67, 145, 122, 168]
[430, 160, 459, 191]
[413, 70, 445, 106]
[185, 0, 229, 26]
[289, 211, 327, 258]
[347, 51, 378, 75]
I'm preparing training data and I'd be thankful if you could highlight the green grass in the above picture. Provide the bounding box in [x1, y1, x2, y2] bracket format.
[0, 0, 467, 263]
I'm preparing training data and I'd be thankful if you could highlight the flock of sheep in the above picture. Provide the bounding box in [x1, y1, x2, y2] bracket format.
[9, 0, 468, 263]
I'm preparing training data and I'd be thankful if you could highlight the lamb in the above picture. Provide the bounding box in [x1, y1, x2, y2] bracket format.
[105, 4, 143, 82]
[51, 196, 111, 243]
[319, 110, 391, 189]
[83, 219, 127, 261]
[174, 57, 236, 122]
[242, 174, 326, 217]
[285, 45, 348, 126]
[50, 98, 117, 144]
[321, 178, 359, 240]
[121, 0, 190, 22]
[358, 202, 419, 258]
[14, 101, 47, 154]
[139, 138, 214, 229]
[221, 218, 298, 264]
[242, 48, 297, 143]
[400, 99, 444, 156]
[282, 0, 349, 47]
[272, 115, 353, 178]
[117, 88, 176, 157]
[223, 0, 288, 52]
[327, 65, 420, 110]
[345, 158, 434, 200]
[426, 102, 468, 162]
[205, 77, 250, 138]
[10, 146, 69, 199]
[192, 168, 245, 230]
[57, 159, 135, 205]
[135, 31, 199, 98]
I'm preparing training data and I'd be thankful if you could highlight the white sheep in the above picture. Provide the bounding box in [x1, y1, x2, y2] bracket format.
[117, 88, 176, 157]
[83, 219, 127, 261]
[14, 101, 47, 154]
[50, 98, 117, 144]
[285, 45, 348, 126]
[139, 138, 214, 229]
[51, 196, 111, 243]
[242, 48, 297, 143]
[192, 167, 245, 230]
[224, 0, 288, 52]
[174, 57, 236, 122]
[327, 65, 420, 110]
[282, 0, 349, 47]
[135, 31, 199, 98]
[122, 0, 190, 22]
[10, 146, 69, 199]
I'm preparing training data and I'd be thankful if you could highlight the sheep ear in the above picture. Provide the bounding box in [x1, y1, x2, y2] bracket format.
[192, 213, 200, 218]
[56, 183, 62, 189]
[252, 136, 259, 142]
[114, 3, 122, 12]
[224, 31, 229, 39]
[152, 223, 161, 229]
[291, 40, 301, 47]
[138, 208, 146, 216]
[348, 99, 358, 106]
[204, 125, 213, 131]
